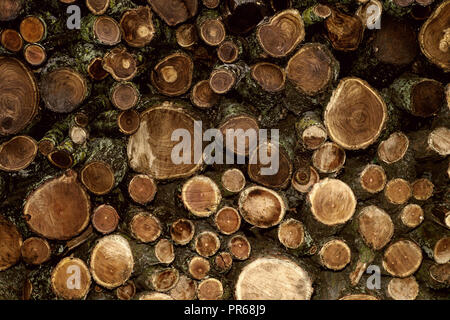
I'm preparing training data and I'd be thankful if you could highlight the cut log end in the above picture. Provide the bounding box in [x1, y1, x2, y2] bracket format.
[248, 141, 293, 189]
[150, 268, 179, 292]
[292, 166, 319, 194]
[382, 240, 423, 277]
[197, 278, 223, 300]
[428, 127, 450, 156]
[41, 68, 88, 113]
[111, 82, 139, 110]
[169, 275, 197, 300]
[199, 18, 226, 46]
[38, 140, 55, 157]
[400, 204, 424, 228]
[20, 16, 45, 43]
[170, 219, 195, 245]
[90, 234, 134, 289]
[103, 47, 137, 82]
[92, 205, 119, 235]
[224, 0, 267, 34]
[257, 9, 305, 58]
[359, 164, 387, 194]
[130, 212, 161, 243]
[176, 24, 198, 48]
[138, 292, 173, 300]
[387, 276, 419, 300]
[128, 174, 157, 205]
[149, 0, 198, 26]
[251, 62, 285, 93]
[51, 257, 91, 300]
[286, 43, 334, 95]
[182, 176, 222, 217]
[446, 212, 450, 229]
[0, 0, 23, 21]
[0, 57, 38, 136]
[0, 135, 37, 172]
[151, 53, 193, 96]
[278, 219, 304, 249]
[221, 168, 246, 193]
[339, 294, 378, 300]
[70, 126, 88, 145]
[189, 256, 210, 280]
[220, 115, 259, 157]
[155, 239, 175, 264]
[214, 252, 233, 273]
[434, 237, 450, 264]
[419, 1, 450, 71]
[235, 257, 313, 300]
[385, 178, 412, 205]
[411, 5, 432, 21]
[308, 179, 356, 226]
[1, 29, 23, 52]
[86, 0, 110, 15]
[429, 262, 450, 285]
[120, 6, 155, 48]
[312, 142, 346, 173]
[24, 44, 47, 67]
[411, 178, 434, 200]
[93, 16, 121, 46]
[118, 109, 140, 135]
[202, 0, 220, 9]
[410, 79, 444, 117]
[195, 231, 220, 257]
[325, 9, 363, 51]
[215, 207, 241, 235]
[229, 235, 251, 260]
[0, 217, 22, 271]
[302, 125, 327, 150]
[238, 186, 286, 228]
[24, 170, 90, 240]
[209, 68, 236, 94]
[191, 80, 219, 109]
[21, 237, 51, 265]
[87, 57, 108, 81]
[81, 161, 115, 195]
[358, 206, 394, 250]
[48, 149, 73, 169]
[372, 15, 417, 66]
[378, 132, 410, 164]
[325, 78, 387, 150]
[319, 239, 351, 271]
[218, 40, 239, 64]
[74, 113, 89, 128]
[116, 281, 136, 300]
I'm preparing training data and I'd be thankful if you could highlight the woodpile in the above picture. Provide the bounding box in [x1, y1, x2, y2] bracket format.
[0, 0, 449, 301]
